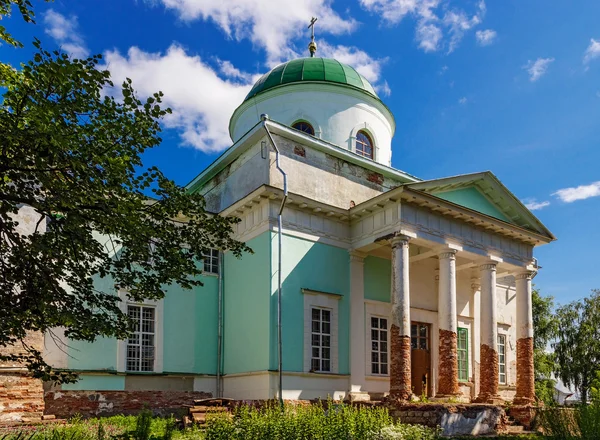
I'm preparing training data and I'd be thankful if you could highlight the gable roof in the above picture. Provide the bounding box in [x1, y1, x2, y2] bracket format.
[405, 171, 555, 240]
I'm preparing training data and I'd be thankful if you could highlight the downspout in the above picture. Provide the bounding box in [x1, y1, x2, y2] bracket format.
[216, 250, 224, 397]
[261, 114, 287, 408]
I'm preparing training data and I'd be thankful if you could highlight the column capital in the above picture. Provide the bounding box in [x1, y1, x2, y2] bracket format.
[479, 260, 498, 271]
[515, 270, 536, 281]
[349, 250, 367, 263]
[470, 278, 481, 292]
[391, 234, 411, 248]
[438, 248, 458, 260]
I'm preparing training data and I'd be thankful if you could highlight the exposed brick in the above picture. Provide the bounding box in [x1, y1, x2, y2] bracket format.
[437, 329, 459, 396]
[514, 337, 535, 405]
[475, 344, 499, 403]
[44, 390, 212, 418]
[0, 372, 44, 422]
[389, 326, 411, 400]
[366, 172, 384, 186]
[293, 145, 306, 157]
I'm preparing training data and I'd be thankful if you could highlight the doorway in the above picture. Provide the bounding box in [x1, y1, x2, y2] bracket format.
[411, 322, 431, 397]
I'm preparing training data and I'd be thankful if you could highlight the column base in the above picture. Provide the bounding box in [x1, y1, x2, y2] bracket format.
[347, 392, 371, 403]
[513, 396, 535, 406]
[473, 395, 505, 405]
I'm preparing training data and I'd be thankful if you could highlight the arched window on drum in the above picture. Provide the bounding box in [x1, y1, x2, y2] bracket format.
[292, 121, 315, 136]
[356, 130, 374, 160]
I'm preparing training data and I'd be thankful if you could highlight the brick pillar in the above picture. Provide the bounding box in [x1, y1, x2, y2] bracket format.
[514, 271, 536, 405]
[475, 261, 501, 403]
[437, 249, 459, 396]
[389, 234, 412, 400]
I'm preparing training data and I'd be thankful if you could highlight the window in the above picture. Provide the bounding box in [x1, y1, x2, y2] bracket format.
[202, 249, 219, 275]
[498, 334, 507, 384]
[370, 317, 388, 375]
[292, 121, 315, 136]
[310, 308, 331, 372]
[126, 305, 155, 372]
[457, 327, 468, 382]
[411, 323, 429, 349]
[356, 131, 374, 159]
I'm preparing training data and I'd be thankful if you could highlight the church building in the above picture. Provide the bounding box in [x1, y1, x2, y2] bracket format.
[41, 47, 555, 414]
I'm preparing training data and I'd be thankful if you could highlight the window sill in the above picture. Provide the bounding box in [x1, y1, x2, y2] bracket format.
[202, 272, 219, 277]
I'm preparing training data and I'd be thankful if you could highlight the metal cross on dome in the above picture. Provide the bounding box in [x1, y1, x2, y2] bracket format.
[308, 17, 318, 57]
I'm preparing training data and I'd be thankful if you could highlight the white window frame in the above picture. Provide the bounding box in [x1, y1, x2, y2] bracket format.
[303, 289, 339, 374]
[498, 333, 507, 385]
[365, 300, 391, 377]
[126, 304, 156, 372]
[117, 291, 164, 373]
[369, 315, 389, 376]
[310, 308, 332, 372]
[202, 248, 220, 275]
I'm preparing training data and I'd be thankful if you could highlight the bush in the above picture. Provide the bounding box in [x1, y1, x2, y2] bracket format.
[538, 402, 600, 439]
[204, 401, 439, 440]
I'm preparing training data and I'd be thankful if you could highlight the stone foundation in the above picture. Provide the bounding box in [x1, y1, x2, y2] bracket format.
[389, 326, 411, 400]
[382, 401, 506, 436]
[44, 390, 212, 418]
[475, 344, 499, 403]
[508, 405, 537, 430]
[0, 371, 45, 422]
[437, 329, 459, 396]
[514, 337, 535, 404]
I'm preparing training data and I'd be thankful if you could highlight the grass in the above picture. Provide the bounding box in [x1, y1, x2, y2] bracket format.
[0, 403, 441, 440]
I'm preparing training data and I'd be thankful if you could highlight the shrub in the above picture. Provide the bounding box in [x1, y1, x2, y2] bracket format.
[538, 402, 600, 439]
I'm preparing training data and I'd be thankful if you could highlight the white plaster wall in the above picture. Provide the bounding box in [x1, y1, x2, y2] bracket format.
[231, 84, 395, 166]
[497, 280, 517, 387]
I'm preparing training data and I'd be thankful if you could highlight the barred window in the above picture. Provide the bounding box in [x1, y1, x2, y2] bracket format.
[370, 317, 388, 375]
[457, 327, 468, 382]
[127, 305, 155, 372]
[202, 249, 219, 275]
[356, 131, 374, 159]
[292, 121, 315, 136]
[498, 334, 507, 384]
[310, 308, 331, 372]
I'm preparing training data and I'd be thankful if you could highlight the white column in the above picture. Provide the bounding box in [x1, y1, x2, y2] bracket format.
[349, 250, 368, 401]
[437, 249, 459, 395]
[476, 260, 499, 402]
[470, 278, 481, 399]
[390, 234, 412, 399]
[515, 272, 534, 342]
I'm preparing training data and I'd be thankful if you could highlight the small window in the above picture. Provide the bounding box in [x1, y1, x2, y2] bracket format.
[411, 323, 429, 350]
[310, 307, 331, 372]
[356, 131, 374, 159]
[370, 316, 388, 375]
[202, 249, 219, 275]
[292, 121, 315, 136]
[127, 305, 155, 372]
[498, 334, 507, 384]
[457, 327, 468, 382]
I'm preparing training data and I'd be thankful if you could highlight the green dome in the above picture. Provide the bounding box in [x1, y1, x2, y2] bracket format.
[244, 57, 380, 102]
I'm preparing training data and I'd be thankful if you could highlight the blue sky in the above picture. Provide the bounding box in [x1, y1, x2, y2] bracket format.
[2, 0, 600, 305]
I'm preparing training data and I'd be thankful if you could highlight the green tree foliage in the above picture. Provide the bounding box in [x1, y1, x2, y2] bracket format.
[0, 0, 50, 47]
[532, 288, 558, 405]
[0, 20, 250, 378]
[554, 289, 600, 404]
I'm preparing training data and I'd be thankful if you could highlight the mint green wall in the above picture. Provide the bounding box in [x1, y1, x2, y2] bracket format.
[62, 375, 125, 391]
[271, 234, 350, 374]
[364, 256, 391, 303]
[162, 273, 218, 374]
[435, 187, 510, 222]
[223, 233, 271, 374]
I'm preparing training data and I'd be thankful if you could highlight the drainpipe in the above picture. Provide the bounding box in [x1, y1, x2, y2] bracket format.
[261, 114, 287, 408]
[216, 250, 224, 397]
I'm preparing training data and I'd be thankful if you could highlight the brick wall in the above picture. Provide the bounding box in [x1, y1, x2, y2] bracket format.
[44, 391, 212, 418]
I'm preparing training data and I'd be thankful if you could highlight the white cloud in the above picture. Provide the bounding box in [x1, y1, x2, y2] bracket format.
[524, 57, 554, 82]
[103, 44, 254, 153]
[458, 96, 467, 104]
[553, 181, 600, 203]
[475, 29, 497, 46]
[524, 199, 550, 211]
[378, 80, 392, 97]
[150, 0, 356, 64]
[583, 38, 600, 65]
[44, 10, 89, 58]
[359, 0, 486, 53]
[319, 42, 386, 85]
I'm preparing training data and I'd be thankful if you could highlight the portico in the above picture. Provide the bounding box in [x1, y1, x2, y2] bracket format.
[346, 176, 552, 403]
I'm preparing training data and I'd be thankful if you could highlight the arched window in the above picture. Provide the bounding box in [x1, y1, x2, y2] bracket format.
[356, 131, 374, 159]
[292, 121, 315, 136]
